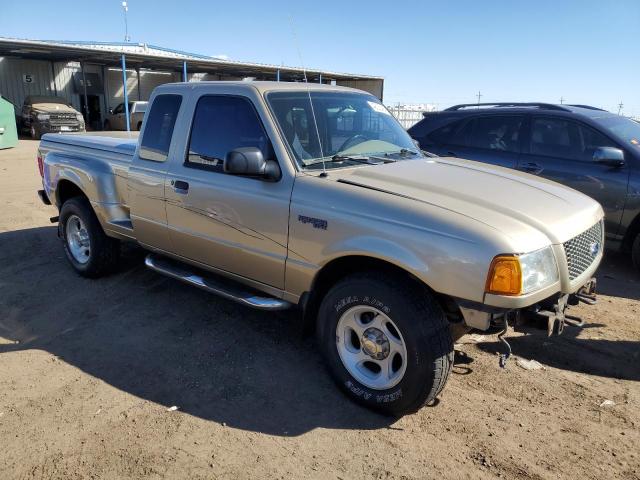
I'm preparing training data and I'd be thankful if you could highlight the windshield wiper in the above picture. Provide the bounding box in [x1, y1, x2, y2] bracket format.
[304, 155, 380, 167]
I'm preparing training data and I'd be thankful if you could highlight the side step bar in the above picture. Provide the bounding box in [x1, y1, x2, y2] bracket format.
[144, 254, 292, 311]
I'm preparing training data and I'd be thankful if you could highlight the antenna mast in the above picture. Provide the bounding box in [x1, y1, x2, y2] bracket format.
[288, 15, 326, 176]
[122, 1, 130, 42]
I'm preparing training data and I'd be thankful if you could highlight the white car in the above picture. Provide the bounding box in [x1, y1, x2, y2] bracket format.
[104, 101, 147, 131]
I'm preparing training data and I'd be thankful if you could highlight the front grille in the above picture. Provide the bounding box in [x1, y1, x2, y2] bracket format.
[49, 113, 79, 126]
[563, 220, 603, 280]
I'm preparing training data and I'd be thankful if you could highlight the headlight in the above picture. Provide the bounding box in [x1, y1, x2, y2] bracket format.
[76, 113, 84, 122]
[486, 246, 558, 296]
[36, 113, 50, 121]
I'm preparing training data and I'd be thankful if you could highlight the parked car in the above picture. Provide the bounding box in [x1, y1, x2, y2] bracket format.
[408, 103, 640, 269]
[36, 83, 602, 415]
[21, 95, 85, 139]
[104, 101, 147, 131]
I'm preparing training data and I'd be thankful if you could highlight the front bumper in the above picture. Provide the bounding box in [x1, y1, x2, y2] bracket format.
[457, 276, 598, 334]
[38, 122, 84, 134]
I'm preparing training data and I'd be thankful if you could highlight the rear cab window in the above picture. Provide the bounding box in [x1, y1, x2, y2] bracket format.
[139, 94, 182, 162]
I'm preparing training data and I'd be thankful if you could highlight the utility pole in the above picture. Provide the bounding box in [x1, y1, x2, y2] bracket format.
[476, 91, 482, 107]
[122, 1, 130, 42]
[559, 96, 564, 104]
[618, 102, 624, 115]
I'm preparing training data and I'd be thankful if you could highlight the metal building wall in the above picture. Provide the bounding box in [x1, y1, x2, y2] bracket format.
[0, 57, 56, 110]
[138, 70, 179, 100]
[52, 61, 80, 110]
[335, 79, 384, 100]
[107, 67, 139, 106]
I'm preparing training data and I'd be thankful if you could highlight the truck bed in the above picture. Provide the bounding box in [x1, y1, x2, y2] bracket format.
[41, 132, 138, 158]
[39, 132, 140, 241]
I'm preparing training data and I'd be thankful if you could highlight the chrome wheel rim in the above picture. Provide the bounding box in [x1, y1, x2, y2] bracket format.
[336, 305, 407, 390]
[65, 214, 91, 264]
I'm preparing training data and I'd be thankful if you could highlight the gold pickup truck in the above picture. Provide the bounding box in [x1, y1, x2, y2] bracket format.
[36, 82, 603, 415]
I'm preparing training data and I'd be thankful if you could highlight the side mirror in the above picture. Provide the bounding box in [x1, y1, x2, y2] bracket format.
[108, 108, 113, 114]
[224, 147, 281, 181]
[593, 147, 625, 167]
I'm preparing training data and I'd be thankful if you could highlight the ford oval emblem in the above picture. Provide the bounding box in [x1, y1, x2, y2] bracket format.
[589, 241, 600, 257]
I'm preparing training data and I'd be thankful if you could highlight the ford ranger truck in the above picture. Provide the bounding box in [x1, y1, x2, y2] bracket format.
[36, 82, 603, 416]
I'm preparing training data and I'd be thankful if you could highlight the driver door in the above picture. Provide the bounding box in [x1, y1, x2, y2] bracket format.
[164, 94, 293, 289]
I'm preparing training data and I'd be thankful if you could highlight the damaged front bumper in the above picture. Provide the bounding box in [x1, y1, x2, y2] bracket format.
[456, 277, 598, 336]
[454, 277, 598, 367]
[526, 277, 597, 336]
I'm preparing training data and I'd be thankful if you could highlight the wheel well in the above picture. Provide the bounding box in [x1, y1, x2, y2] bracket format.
[56, 180, 87, 208]
[622, 213, 640, 253]
[300, 255, 458, 334]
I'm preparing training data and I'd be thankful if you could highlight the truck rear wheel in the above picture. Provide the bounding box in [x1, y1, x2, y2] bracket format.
[60, 197, 120, 278]
[317, 272, 453, 416]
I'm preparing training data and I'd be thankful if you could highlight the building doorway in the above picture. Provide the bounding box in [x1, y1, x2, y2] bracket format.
[79, 94, 102, 131]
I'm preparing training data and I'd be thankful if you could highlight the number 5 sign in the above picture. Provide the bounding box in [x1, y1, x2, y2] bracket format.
[23, 74, 34, 84]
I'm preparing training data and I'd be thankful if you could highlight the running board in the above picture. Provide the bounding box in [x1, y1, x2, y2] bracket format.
[144, 254, 292, 311]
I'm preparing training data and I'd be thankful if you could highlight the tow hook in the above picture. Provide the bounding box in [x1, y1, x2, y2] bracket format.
[537, 294, 569, 336]
[573, 278, 597, 306]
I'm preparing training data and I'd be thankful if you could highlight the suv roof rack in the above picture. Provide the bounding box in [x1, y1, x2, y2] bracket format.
[444, 102, 570, 112]
[566, 104, 607, 112]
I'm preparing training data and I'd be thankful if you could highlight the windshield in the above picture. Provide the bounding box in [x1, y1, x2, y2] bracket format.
[594, 115, 640, 148]
[266, 91, 422, 169]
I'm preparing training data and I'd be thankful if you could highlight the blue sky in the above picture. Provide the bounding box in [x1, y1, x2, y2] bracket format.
[2, 0, 638, 115]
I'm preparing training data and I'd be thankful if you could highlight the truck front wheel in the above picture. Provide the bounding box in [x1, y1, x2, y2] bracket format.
[60, 197, 120, 278]
[317, 272, 453, 416]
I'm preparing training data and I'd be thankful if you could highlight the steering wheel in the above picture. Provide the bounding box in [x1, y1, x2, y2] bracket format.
[337, 134, 370, 153]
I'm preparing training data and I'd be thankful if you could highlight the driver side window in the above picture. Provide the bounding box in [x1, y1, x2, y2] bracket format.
[113, 103, 124, 115]
[185, 95, 273, 173]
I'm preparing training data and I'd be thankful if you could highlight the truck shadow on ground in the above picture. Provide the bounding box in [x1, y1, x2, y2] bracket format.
[1, 227, 638, 436]
[597, 251, 640, 301]
[0, 226, 406, 436]
[475, 321, 640, 382]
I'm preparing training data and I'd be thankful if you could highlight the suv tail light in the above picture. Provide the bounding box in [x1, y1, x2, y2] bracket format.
[37, 151, 44, 178]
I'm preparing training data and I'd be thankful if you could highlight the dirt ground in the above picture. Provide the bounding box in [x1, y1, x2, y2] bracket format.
[0, 139, 638, 480]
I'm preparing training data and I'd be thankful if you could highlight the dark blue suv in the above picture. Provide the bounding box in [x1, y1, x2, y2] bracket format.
[408, 103, 640, 270]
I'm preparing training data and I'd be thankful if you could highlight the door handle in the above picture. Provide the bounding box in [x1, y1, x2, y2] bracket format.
[171, 180, 189, 194]
[519, 162, 543, 174]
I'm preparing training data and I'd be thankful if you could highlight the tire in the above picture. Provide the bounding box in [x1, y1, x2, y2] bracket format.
[632, 232, 640, 271]
[30, 125, 41, 140]
[103, 120, 111, 131]
[59, 197, 120, 278]
[136, 121, 142, 131]
[317, 272, 454, 416]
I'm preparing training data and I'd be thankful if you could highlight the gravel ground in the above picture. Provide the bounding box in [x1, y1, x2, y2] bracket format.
[0, 139, 638, 479]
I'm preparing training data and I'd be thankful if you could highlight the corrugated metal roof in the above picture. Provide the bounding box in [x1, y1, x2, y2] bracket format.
[0, 37, 383, 81]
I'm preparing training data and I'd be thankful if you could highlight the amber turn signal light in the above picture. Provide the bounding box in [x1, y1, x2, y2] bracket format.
[485, 255, 522, 296]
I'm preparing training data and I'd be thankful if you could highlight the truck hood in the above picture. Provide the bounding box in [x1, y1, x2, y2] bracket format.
[334, 157, 603, 249]
[31, 103, 78, 114]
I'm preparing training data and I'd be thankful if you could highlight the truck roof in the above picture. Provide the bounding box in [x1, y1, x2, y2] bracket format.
[155, 80, 369, 96]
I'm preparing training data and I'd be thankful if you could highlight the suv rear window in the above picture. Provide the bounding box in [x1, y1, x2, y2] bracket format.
[139, 94, 182, 162]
